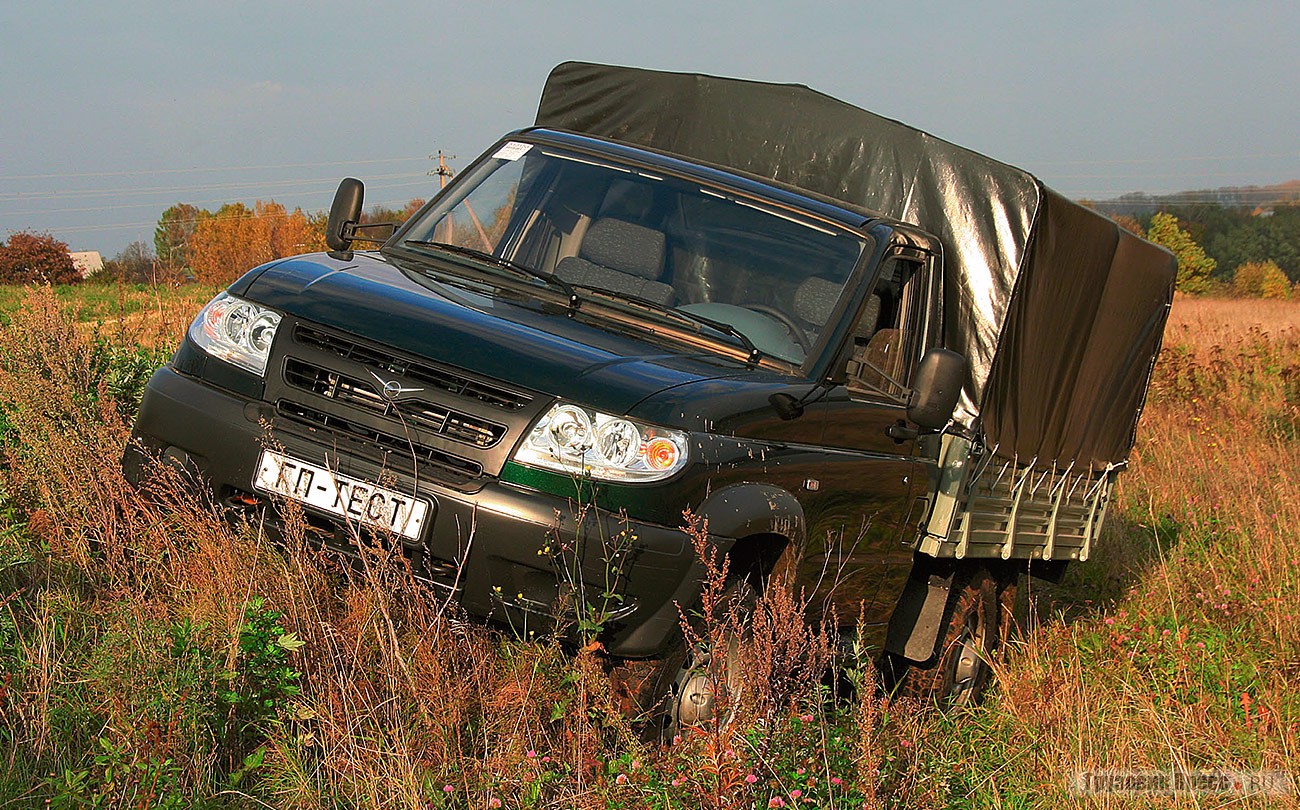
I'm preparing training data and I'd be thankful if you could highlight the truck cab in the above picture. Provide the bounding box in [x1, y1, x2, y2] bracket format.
[129, 127, 959, 659]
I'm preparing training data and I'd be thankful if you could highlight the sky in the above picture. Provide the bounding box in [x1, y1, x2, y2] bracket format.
[3, 0, 1298, 257]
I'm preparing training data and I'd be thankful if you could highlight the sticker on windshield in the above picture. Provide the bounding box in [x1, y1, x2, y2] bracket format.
[493, 141, 532, 161]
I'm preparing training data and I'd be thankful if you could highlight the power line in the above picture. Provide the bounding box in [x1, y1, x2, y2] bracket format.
[0, 156, 428, 182]
[16, 183, 435, 235]
[1024, 150, 1300, 167]
[0, 171, 430, 202]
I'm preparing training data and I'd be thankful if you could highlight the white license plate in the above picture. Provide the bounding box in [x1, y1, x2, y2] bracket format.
[253, 450, 430, 541]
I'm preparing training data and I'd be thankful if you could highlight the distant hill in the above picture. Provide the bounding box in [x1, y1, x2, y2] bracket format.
[1091, 180, 1300, 217]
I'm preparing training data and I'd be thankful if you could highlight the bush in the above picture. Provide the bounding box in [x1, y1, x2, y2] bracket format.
[1232, 259, 1292, 299]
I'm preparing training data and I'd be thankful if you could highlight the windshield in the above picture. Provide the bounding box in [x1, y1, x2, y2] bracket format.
[397, 140, 869, 365]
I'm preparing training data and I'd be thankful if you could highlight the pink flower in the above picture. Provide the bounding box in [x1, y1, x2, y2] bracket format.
[442, 784, 453, 793]
[830, 776, 843, 787]
[769, 799, 786, 808]
[526, 749, 537, 759]
[631, 760, 641, 771]
[671, 778, 682, 787]
[800, 714, 814, 723]
[488, 800, 502, 809]
[615, 773, 629, 785]
[745, 774, 759, 784]
[790, 789, 803, 798]
[672, 735, 682, 745]
[796, 768, 806, 776]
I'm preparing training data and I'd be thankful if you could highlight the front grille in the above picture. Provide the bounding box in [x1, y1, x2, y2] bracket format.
[276, 400, 484, 479]
[283, 358, 506, 449]
[295, 325, 532, 411]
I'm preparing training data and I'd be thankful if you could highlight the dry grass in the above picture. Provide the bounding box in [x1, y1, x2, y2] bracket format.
[0, 286, 1296, 808]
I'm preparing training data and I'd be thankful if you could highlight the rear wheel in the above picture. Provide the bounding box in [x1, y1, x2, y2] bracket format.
[891, 566, 1008, 706]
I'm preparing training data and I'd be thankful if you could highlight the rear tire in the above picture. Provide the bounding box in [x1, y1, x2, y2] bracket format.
[891, 566, 1002, 706]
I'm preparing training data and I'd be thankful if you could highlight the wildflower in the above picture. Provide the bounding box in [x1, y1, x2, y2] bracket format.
[615, 773, 629, 785]
[1196, 641, 1206, 650]
[799, 714, 814, 723]
[489, 800, 502, 809]
[769, 799, 786, 808]
[631, 760, 641, 771]
[1103, 617, 1115, 626]
[671, 778, 682, 787]
[745, 774, 759, 784]
[791, 789, 803, 799]
[672, 735, 682, 745]
[442, 784, 453, 793]
[526, 750, 538, 759]
[831, 777, 843, 787]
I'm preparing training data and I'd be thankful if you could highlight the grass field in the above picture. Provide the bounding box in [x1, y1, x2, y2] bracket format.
[0, 284, 1296, 808]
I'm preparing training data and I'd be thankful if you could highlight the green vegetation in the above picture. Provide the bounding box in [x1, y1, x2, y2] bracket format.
[0, 285, 1296, 808]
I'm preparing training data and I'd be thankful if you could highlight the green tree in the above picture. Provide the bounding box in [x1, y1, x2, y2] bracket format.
[1231, 260, 1292, 299]
[1208, 207, 1300, 284]
[1147, 212, 1216, 294]
[0, 230, 80, 284]
[154, 203, 203, 272]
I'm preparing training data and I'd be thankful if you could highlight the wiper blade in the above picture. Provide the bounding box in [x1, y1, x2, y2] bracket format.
[567, 283, 763, 367]
[401, 240, 578, 305]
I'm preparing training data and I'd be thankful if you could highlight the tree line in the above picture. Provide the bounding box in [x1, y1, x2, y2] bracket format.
[1, 198, 1296, 297]
[1116, 204, 1300, 298]
[0, 198, 424, 286]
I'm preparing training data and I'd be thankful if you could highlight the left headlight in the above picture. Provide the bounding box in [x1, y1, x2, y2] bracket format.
[188, 292, 282, 377]
[513, 402, 689, 483]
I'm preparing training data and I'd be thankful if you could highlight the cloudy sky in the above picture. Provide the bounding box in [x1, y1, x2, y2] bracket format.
[3, 0, 1298, 256]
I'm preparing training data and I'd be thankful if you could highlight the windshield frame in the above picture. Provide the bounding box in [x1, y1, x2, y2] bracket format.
[384, 129, 878, 377]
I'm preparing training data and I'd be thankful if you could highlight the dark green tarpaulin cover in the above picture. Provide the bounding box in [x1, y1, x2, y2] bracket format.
[535, 62, 1175, 471]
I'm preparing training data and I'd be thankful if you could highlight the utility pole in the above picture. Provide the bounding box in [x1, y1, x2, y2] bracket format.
[429, 150, 456, 189]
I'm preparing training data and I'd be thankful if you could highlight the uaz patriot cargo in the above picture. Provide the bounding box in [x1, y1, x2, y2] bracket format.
[126, 63, 1176, 721]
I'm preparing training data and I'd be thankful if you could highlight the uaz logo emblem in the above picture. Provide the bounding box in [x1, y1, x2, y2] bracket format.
[369, 371, 424, 401]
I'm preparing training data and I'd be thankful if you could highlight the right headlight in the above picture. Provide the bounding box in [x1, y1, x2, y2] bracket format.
[188, 292, 282, 377]
[513, 402, 690, 482]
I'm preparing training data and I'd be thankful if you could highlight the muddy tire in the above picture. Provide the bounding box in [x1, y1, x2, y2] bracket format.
[892, 565, 1005, 707]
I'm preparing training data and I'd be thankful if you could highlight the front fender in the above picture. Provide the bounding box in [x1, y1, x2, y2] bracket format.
[696, 483, 805, 546]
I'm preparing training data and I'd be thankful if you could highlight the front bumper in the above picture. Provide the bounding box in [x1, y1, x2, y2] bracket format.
[126, 365, 713, 657]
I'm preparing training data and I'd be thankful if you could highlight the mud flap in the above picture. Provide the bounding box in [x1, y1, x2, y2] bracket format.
[884, 565, 954, 663]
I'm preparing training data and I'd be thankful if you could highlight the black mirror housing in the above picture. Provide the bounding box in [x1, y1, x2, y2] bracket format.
[908, 348, 966, 430]
[326, 178, 365, 252]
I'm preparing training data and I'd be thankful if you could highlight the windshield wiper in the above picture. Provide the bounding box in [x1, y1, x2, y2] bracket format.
[400, 240, 579, 306]
[567, 283, 763, 367]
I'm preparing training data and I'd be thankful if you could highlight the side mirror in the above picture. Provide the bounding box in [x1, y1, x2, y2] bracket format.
[326, 178, 364, 252]
[908, 348, 966, 430]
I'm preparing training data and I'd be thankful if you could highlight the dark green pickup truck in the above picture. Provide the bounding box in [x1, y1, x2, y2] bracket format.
[126, 63, 1176, 726]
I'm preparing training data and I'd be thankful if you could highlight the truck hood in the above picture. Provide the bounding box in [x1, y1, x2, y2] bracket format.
[237, 251, 750, 418]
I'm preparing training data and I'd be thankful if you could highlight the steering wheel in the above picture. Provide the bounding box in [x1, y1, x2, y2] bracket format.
[743, 304, 813, 355]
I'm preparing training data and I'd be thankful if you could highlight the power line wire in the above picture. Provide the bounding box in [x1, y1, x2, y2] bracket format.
[0, 156, 428, 182]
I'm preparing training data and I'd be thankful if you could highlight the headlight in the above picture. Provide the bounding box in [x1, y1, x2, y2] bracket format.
[188, 292, 282, 376]
[513, 403, 689, 482]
